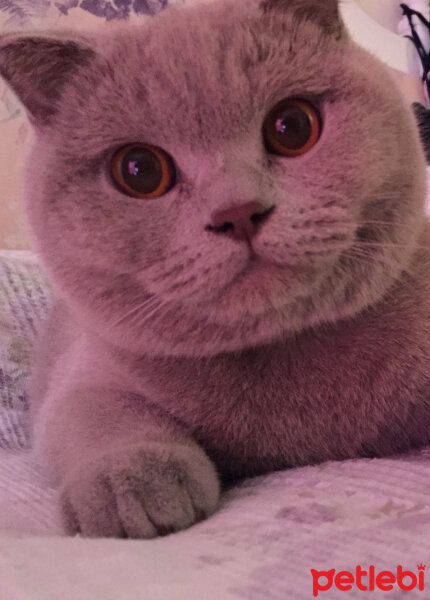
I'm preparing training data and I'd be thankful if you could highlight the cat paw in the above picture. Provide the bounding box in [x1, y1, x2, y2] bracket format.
[59, 441, 220, 538]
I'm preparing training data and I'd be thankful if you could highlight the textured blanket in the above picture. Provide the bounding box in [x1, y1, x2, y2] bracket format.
[2, 250, 430, 600]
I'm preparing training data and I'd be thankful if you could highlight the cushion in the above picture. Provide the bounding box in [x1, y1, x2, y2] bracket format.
[2, 250, 430, 599]
[0, 251, 51, 450]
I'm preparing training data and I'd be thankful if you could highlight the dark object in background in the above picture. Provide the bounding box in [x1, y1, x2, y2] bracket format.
[414, 103, 430, 163]
[400, 5, 429, 100]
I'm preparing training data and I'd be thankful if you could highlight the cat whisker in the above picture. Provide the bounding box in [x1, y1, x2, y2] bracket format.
[109, 295, 159, 330]
[151, 253, 203, 283]
[356, 221, 423, 233]
[353, 240, 423, 250]
[341, 247, 403, 271]
[128, 244, 197, 276]
[133, 298, 170, 330]
[359, 219, 399, 225]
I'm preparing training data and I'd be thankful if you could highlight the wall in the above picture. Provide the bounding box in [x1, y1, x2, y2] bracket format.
[355, 0, 405, 32]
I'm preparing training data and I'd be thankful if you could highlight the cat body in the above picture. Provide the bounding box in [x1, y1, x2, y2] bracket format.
[33, 245, 430, 486]
[0, 0, 429, 537]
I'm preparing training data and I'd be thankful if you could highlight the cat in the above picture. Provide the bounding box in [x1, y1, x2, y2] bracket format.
[0, 0, 429, 539]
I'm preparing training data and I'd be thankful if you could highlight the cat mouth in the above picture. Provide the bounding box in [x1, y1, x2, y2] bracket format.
[204, 253, 304, 319]
[223, 254, 295, 291]
[237, 254, 273, 276]
[241, 253, 295, 275]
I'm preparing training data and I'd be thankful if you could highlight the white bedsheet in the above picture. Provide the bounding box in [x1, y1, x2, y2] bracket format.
[1, 448, 430, 599]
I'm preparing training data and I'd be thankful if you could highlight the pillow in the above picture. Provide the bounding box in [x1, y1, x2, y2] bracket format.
[0, 250, 51, 450]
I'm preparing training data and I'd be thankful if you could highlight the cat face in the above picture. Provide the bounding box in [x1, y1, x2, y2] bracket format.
[0, 0, 427, 357]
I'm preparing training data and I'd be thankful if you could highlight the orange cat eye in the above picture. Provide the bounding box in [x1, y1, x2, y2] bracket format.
[263, 99, 321, 157]
[111, 143, 176, 199]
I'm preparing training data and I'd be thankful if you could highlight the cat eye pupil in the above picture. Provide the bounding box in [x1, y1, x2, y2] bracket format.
[111, 143, 176, 199]
[121, 148, 162, 195]
[274, 107, 312, 150]
[263, 99, 321, 157]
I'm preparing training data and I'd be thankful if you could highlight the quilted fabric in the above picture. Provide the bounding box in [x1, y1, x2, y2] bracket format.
[0, 251, 51, 450]
[2, 449, 430, 598]
[0, 1, 178, 25]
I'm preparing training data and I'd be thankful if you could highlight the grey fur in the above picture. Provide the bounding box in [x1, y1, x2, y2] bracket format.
[0, 0, 428, 538]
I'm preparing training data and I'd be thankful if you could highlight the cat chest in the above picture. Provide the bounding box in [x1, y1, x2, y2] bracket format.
[138, 332, 430, 477]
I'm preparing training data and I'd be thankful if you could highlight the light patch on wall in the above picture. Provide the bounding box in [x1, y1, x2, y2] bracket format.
[341, 0, 428, 76]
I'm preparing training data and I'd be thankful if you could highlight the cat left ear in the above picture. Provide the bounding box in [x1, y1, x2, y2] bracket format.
[0, 34, 95, 126]
[261, 0, 345, 41]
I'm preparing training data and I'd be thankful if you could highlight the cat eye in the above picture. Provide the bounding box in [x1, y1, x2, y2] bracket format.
[263, 99, 321, 157]
[111, 143, 176, 199]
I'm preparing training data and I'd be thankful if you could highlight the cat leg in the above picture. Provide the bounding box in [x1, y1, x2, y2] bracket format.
[33, 388, 220, 538]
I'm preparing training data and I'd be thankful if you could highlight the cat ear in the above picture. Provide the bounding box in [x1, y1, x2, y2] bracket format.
[261, 0, 345, 40]
[0, 34, 95, 126]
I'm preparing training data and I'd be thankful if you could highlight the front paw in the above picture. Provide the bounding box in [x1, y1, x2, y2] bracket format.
[59, 441, 220, 538]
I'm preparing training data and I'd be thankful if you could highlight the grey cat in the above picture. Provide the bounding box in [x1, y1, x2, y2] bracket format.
[0, 0, 429, 539]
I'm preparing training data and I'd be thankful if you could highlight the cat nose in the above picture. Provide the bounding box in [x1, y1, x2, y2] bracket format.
[206, 202, 275, 242]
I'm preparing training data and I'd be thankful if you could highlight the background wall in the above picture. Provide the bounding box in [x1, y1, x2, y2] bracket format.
[342, 0, 428, 105]
[356, 0, 411, 31]
[0, 0, 428, 249]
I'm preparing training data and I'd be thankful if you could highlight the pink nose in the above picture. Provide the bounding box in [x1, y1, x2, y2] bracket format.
[206, 202, 275, 242]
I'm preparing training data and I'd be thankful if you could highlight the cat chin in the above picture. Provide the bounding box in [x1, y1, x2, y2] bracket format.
[220, 267, 322, 313]
[82, 264, 387, 358]
[114, 301, 342, 358]
[163, 254, 333, 318]
[101, 292, 337, 358]
[123, 313, 293, 357]
[121, 267, 402, 357]
[187, 255, 338, 324]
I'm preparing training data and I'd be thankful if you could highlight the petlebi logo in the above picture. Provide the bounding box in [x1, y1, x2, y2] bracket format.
[311, 564, 426, 597]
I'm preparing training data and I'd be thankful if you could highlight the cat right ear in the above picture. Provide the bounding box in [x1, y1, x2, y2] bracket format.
[0, 34, 95, 127]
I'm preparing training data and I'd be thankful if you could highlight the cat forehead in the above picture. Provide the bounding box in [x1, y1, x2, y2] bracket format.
[57, 5, 349, 155]
[102, 1, 339, 85]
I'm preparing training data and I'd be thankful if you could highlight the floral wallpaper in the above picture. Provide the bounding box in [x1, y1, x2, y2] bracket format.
[0, 0, 183, 249]
[0, 0, 173, 23]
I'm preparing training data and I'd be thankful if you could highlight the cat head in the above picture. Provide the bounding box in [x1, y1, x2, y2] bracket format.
[0, 0, 426, 357]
